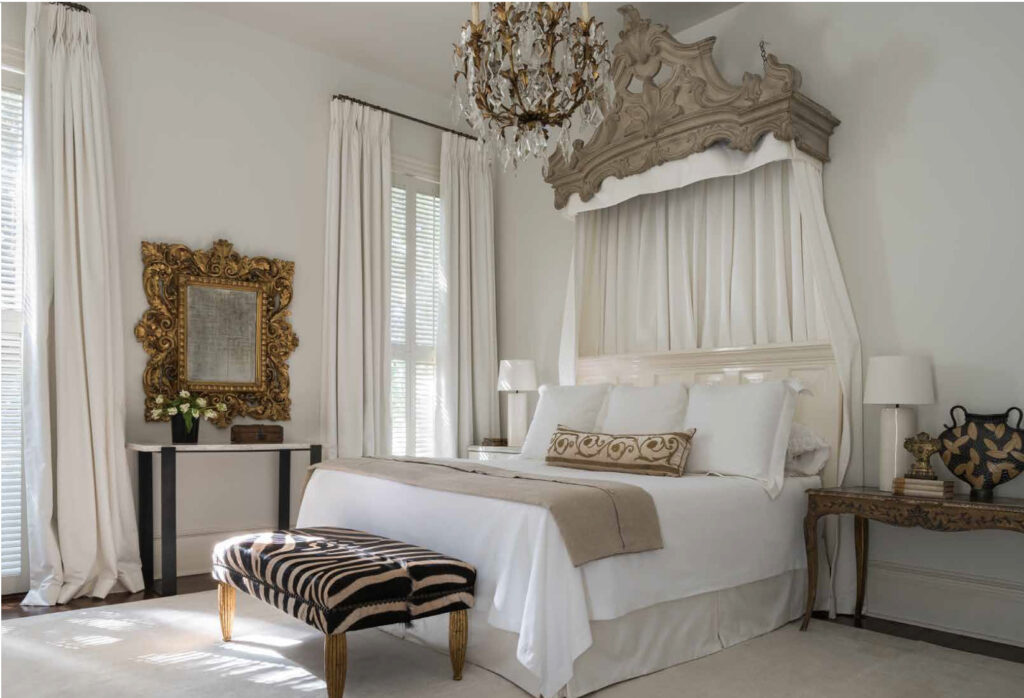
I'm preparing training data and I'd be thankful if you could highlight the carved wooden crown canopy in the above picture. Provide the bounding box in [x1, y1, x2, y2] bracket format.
[544, 5, 840, 210]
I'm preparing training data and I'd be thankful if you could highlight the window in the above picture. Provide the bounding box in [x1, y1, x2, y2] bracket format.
[1, 60, 27, 592]
[389, 173, 441, 457]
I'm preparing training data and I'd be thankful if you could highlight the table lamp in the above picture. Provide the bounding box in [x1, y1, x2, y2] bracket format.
[863, 356, 935, 491]
[497, 359, 537, 449]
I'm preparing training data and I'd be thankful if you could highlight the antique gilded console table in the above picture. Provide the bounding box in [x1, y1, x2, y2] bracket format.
[127, 442, 322, 596]
[800, 487, 1024, 630]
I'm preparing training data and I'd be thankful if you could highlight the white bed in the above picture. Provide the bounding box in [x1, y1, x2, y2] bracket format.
[297, 342, 842, 697]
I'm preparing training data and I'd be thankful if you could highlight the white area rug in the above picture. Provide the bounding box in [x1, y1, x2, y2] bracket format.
[2, 590, 1022, 697]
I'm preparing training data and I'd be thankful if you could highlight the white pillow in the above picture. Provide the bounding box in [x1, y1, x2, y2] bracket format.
[681, 381, 798, 498]
[599, 383, 689, 434]
[785, 422, 831, 477]
[521, 384, 612, 458]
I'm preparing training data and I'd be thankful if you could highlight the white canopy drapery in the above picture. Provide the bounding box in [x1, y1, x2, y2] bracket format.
[560, 134, 807, 219]
[573, 161, 829, 355]
[558, 135, 861, 614]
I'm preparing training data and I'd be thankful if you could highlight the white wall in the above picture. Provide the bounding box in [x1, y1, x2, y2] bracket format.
[674, 3, 1024, 641]
[4, 0, 582, 573]
[494, 157, 573, 421]
[86, 2, 447, 576]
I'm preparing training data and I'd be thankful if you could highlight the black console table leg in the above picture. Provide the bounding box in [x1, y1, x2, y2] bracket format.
[310, 444, 322, 466]
[160, 446, 177, 596]
[138, 451, 153, 591]
[278, 450, 292, 529]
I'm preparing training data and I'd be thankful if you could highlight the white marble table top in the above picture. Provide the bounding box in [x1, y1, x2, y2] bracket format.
[126, 442, 314, 453]
[466, 445, 521, 453]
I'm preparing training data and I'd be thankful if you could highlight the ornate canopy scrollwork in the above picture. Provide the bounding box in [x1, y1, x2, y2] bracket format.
[544, 5, 840, 210]
[134, 239, 297, 426]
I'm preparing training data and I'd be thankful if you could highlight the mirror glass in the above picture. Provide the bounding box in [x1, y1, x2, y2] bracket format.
[186, 284, 259, 384]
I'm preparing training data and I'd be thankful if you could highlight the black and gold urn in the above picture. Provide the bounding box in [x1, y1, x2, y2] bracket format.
[938, 406, 1024, 500]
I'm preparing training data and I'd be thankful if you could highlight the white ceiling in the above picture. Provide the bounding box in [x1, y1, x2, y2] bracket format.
[201, 3, 737, 95]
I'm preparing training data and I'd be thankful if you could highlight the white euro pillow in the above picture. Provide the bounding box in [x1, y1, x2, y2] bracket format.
[599, 383, 689, 434]
[785, 422, 831, 477]
[681, 381, 798, 498]
[521, 383, 612, 458]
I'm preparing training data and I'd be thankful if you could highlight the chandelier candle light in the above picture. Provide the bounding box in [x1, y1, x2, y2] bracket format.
[453, 2, 613, 168]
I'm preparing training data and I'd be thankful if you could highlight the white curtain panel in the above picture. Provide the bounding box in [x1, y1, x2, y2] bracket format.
[564, 157, 862, 614]
[22, 4, 143, 605]
[320, 100, 392, 458]
[574, 161, 828, 355]
[436, 134, 499, 457]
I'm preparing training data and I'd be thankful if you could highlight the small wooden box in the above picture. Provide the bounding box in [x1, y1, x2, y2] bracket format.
[230, 424, 283, 444]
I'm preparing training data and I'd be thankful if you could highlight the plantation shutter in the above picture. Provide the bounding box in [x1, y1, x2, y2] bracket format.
[1, 83, 25, 579]
[388, 174, 441, 457]
[389, 186, 408, 456]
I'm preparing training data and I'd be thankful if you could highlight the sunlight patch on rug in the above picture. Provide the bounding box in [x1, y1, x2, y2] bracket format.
[51, 634, 123, 650]
[136, 649, 323, 692]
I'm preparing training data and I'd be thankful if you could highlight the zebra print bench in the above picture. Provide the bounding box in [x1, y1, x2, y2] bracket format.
[212, 527, 476, 697]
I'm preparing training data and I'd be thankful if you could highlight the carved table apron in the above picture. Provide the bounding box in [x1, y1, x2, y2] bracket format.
[800, 487, 1024, 630]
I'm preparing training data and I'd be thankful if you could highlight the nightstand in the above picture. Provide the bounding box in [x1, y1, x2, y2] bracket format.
[800, 487, 1024, 631]
[466, 445, 521, 462]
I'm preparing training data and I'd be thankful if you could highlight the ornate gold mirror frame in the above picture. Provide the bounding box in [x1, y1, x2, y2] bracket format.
[545, 5, 840, 209]
[134, 239, 298, 426]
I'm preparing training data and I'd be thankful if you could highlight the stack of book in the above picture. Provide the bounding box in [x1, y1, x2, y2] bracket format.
[893, 477, 954, 499]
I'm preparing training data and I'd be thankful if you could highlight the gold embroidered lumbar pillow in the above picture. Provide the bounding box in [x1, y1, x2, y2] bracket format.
[546, 425, 696, 477]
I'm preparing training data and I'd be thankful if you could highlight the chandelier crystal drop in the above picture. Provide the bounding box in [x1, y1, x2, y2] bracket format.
[453, 2, 614, 169]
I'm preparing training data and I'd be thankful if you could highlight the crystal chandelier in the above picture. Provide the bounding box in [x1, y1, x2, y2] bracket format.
[453, 2, 613, 168]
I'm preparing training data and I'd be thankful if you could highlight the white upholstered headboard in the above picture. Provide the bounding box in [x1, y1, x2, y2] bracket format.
[576, 342, 842, 488]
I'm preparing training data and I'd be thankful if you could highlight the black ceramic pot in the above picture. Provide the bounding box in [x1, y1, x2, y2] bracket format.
[938, 406, 1024, 501]
[171, 414, 200, 444]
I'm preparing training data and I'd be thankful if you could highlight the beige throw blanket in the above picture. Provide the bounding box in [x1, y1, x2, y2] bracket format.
[311, 457, 663, 566]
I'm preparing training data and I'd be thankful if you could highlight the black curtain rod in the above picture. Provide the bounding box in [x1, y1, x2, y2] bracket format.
[53, 2, 91, 12]
[332, 93, 477, 141]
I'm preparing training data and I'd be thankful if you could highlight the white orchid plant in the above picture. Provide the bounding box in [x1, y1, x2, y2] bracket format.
[150, 390, 228, 433]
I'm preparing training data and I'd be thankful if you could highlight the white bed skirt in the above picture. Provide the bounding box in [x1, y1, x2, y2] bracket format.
[384, 569, 805, 697]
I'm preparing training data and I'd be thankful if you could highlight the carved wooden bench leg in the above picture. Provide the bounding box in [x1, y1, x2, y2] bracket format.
[325, 633, 347, 698]
[218, 583, 236, 642]
[449, 609, 468, 681]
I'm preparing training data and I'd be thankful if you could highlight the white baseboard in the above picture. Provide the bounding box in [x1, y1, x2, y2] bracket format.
[866, 560, 1024, 647]
[152, 528, 264, 579]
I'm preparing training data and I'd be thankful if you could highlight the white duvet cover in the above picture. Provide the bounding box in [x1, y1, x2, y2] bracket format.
[297, 457, 817, 697]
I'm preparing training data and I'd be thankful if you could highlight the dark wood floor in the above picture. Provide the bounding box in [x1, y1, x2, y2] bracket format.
[812, 611, 1024, 664]
[1, 573, 218, 620]
[4, 579, 1022, 665]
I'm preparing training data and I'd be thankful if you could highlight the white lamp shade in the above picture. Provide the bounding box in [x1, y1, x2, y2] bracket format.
[497, 359, 537, 392]
[863, 355, 935, 406]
